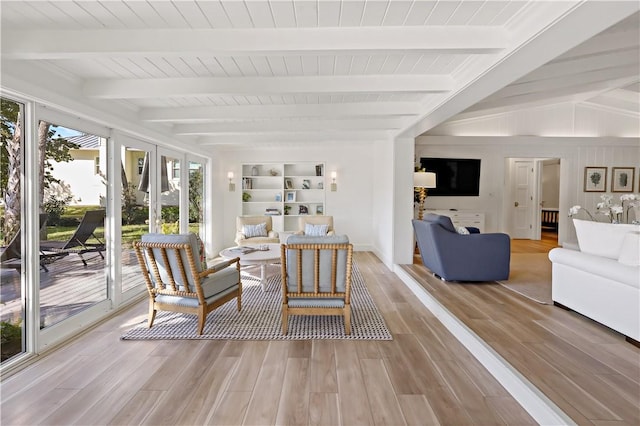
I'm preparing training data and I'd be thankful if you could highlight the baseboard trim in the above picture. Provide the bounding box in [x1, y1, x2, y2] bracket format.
[395, 266, 576, 426]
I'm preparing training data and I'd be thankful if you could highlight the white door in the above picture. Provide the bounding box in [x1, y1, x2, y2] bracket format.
[512, 160, 535, 239]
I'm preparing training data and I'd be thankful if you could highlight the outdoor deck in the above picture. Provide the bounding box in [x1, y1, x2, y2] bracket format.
[0, 251, 143, 327]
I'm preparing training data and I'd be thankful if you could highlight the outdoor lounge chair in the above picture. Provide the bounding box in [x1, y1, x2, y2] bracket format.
[40, 209, 105, 266]
[0, 213, 68, 272]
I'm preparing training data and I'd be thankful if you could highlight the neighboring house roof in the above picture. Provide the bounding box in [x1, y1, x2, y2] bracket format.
[65, 134, 100, 149]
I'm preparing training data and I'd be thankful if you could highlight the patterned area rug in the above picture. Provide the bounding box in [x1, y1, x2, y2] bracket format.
[121, 262, 392, 340]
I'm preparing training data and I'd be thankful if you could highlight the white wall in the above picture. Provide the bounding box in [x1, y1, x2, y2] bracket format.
[212, 143, 381, 255]
[416, 136, 640, 244]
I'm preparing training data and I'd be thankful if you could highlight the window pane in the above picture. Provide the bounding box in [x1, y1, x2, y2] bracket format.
[38, 122, 108, 328]
[0, 97, 25, 363]
[188, 160, 204, 237]
[161, 155, 180, 234]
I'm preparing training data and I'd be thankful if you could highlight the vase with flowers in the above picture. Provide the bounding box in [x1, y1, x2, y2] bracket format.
[569, 193, 639, 224]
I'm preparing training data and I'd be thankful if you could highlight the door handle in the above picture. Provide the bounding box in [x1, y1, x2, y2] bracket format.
[514, 201, 519, 207]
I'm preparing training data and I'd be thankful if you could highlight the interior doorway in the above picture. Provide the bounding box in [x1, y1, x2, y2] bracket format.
[505, 158, 561, 240]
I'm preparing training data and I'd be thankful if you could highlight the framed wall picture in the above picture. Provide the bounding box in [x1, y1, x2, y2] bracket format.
[285, 191, 296, 202]
[584, 167, 607, 192]
[284, 178, 293, 189]
[611, 167, 635, 192]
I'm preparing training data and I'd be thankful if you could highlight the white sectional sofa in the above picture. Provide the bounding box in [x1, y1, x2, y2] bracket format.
[548, 219, 639, 344]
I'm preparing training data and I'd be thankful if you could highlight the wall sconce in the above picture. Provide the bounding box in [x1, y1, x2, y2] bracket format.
[330, 171, 337, 192]
[414, 171, 436, 220]
[228, 171, 235, 192]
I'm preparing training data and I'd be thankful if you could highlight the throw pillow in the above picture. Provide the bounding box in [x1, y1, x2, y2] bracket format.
[618, 231, 640, 266]
[456, 226, 470, 235]
[243, 222, 267, 238]
[305, 223, 329, 236]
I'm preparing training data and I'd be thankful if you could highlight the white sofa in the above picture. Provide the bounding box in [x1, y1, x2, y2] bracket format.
[548, 219, 639, 343]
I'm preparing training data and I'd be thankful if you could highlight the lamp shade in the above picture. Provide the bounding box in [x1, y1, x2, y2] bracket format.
[414, 171, 436, 188]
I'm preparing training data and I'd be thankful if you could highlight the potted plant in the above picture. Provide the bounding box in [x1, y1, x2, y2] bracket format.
[284, 205, 291, 215]
[242, 192, 251, 202]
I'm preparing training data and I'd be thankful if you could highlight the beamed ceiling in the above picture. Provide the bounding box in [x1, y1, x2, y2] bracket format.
[1, 1, 638, 147]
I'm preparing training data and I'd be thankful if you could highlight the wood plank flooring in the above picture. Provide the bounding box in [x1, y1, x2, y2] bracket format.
[0, 251, 536, 426]
[404, 231, 640, 426]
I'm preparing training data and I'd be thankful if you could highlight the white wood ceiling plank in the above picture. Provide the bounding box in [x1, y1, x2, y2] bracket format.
[293, 95, 308, 104]
[349, 55, 370, 75]
[318, 56, 336, 76]
[467, 1, 510, 25]
[256, 96, 273, 104]
[51, 59, 111, 79]
[172, 1, 213, 29]
[25, 2, 81, 28]
[411, 54, 438, 73]
[100, 1, 148, 28]
[269, 96, 285, 105]
[339, 1, 365, 26]
[268, 1, 296, 27]
[334, 56, 353, 75]
[49, 2, 105, 29]
[301, 56, 320, 76]
[360, 1, 389, 26]
[561, 30, 640, 60]
[318, 94, 333, 103]
[364, 56, 387, 74]
[379, 55, 404, 74]
[403, 1, 437, 26]
[381, 1, 413, 26]
[196, 1, 233, 28]
[318, 1, 342, 27]
[125, 2, 168, 28]
[394, 55, 422, 73]
[283, 56, 304, 76]
[244, 1, 276, 28]
[219, 1, 254, 28]
[68, 2, 125, 29]
[217, 95, 241, 106]
[232, 57, 259, 77]
[215, 57, 244, 77]
[232, 96, 250, 106]
[142, 57, 180, 78]
[439, 55, 467, 74]
[250, 57, 275, 76]
[164, 57, 201, 78]
[446, 1, 484, 25]
[267, 57, 289, 76]
[196, 58, 228, 77]
[197, 130, 388, 144]
[180, 58, 212, 77]
[294, 1, 319, 27]
[490, 1, 528, 26]
[281, 95, 298, 104]
[425, 1, 460, 25]
[0, 2, 33, 29]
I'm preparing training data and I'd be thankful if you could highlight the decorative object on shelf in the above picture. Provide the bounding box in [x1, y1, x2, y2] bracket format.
[242, 192, 251, 202]
[315, 164, 323, 176]
[242, 177, 252, 189]
[286, 191, 296, 202]
[265, 208, 281, 216]
[569, 193, 639, 224]
[284, 205, 291, 215]
[227, 171, 235, 192]
[302, 179, 311, 189]
[251, 165, 259, 176]
[316, 205, 323, 215]
[275, 192, 282, 202]
[414, 171, 436, 220]
[318, 182, 323, 189]
[299, 205, 309, 215]
[285, 178, 293, 189]
[584, 166, 607, 192]
[612, 167, 635, 192]
[331, 171, 337, 192]
[269, 168, 279, 176]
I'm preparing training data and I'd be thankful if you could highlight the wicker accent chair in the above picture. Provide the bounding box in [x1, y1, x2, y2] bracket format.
[235, 215, 279, 246]
[296, 215, 335, 236]
[133, 233, 242, 335]
[280, 235, 353, 335]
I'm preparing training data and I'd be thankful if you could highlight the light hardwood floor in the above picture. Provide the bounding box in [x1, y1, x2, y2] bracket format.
[1, 251, 536, 426]
[406, 231, 640, 426]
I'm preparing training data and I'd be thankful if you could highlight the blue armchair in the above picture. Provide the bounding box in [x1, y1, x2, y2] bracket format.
[412, 214, 510, 282]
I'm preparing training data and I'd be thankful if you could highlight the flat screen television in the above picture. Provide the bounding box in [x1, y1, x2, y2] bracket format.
[419, 157, 481, 196]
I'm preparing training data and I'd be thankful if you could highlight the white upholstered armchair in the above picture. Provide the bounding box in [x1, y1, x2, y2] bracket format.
[235, 215, 280, 246]
[296, 215, 335, 236]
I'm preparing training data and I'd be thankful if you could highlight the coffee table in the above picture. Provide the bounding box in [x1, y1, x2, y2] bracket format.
[220, 243, 281, 291]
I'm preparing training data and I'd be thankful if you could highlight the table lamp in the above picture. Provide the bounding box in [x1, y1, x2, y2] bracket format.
[414, 171, 436, 220]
